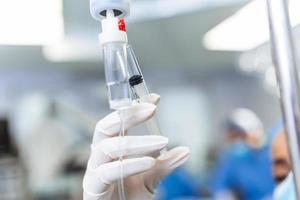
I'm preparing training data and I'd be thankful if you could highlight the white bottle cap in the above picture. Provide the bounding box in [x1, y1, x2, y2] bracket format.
[99, 17, 128, 46]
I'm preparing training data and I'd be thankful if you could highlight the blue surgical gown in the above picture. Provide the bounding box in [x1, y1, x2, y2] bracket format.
[156, 167, 200, 200]
[211, 144, 275, 200]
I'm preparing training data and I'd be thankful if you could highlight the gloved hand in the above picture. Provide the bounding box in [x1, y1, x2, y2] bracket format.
[83, 94, 190, 200]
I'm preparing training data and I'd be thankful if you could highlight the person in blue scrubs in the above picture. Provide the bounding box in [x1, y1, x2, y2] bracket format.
[211, 109, 275, 200]
[272, 129, 290, 185]
[272, 126, 295, 200]
[156, 166, 200, 200]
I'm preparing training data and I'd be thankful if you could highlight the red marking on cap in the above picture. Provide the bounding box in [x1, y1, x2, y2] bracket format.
[118, 18, 126, 32]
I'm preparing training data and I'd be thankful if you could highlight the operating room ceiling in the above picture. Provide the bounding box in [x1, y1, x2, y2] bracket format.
[0, 0, 249, 70]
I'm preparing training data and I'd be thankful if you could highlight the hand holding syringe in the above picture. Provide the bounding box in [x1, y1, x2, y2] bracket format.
[84, 4, 190, 199]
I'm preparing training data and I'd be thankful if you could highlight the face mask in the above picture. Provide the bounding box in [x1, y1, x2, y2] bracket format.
[273, 173, 296, 200]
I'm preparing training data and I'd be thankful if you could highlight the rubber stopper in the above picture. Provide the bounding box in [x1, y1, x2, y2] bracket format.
[129, 75, 143, 87]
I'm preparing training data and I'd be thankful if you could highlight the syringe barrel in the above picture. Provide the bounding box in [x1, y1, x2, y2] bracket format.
[103, 42, 131, 110]
[132, 83, 164, 137]
[126, 46, 163, 137]
[132, 82, 149, 97]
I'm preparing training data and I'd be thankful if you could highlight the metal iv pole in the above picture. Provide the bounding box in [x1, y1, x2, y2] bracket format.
[267, 0, 300, 198]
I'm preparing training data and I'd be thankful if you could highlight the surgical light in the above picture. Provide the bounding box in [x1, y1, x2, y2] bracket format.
[203, 0, 300, 51]
[0, 0, 64, 46]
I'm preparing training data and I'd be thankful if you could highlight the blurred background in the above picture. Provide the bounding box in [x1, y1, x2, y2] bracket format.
[0, 0, 295, 199]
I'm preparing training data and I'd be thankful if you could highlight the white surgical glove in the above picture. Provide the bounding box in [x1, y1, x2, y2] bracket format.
[83, 94, 190, 200]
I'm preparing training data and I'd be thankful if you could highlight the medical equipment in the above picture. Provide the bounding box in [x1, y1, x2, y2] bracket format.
[90, 1, 164, 199]
[126, 45, 164, 139]
[267, 0, 300, 198]
[0, 119, 28, 199]
[100, 12, 130, 109]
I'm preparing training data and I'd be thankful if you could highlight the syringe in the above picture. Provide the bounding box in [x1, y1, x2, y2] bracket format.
[126, 45, 167, 153]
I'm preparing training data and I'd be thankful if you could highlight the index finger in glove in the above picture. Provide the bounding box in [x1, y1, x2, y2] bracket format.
[140, 93, 160, 105]
[92, 93, 160, 145]
[87, 135, 168, 170]
[144, 146, 191, 193]
[92, 102, 156, 145]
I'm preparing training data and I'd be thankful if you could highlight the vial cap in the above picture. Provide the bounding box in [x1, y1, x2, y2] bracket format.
[118, 18, 126, 32]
